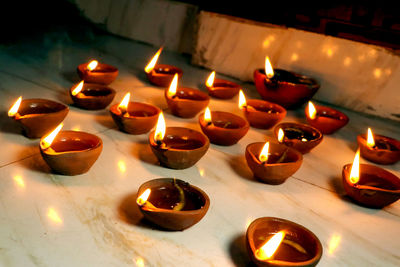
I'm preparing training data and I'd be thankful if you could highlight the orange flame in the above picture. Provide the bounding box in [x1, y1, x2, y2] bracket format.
[259, 142, 270, 163]
[137, 189, 151, 206]
[349, 150, 360, 184]
[367, 128, 375, 148]
[308, 101, 317, 120]
[145, 47, 163, 73]
[167, 73, 178, 98]
[265, 56, 274, 79]
[238, 90, 247, 109]
[154, 112, 166, 142]
[71, 81, 84, 96]
[255, 231, 286, 260]
[204, 107, 212, 124]
[206, 71, 215, 87]
[40, 123, 63, 150]
[277, 128, 284, 143]
[87, 60, 98, 71]
[118, 92, 131, 114]
[8, 96, 22, 117]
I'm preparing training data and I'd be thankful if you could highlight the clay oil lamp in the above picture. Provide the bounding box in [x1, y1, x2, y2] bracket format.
[69, 81, 116, 110]
[205, 71, 241, 99]
[109, 92, 161, 134]
[199, 107, 249, 146]
[39, 123, 103, 175]
[342, 150, 400, 208]
[246, 217, 323, 267]
[148, 112, 209, 169]
[245, 141, 303, 184]
[254, 56, 320, 109]
[136, 178, 210, 231]
[274, 123, 323, 154]
[8, 97, 69, 138]
[357, 128, 400, 165]
[239, 90, 286, 129]
[305, 101, 349, 134]
[144, 47, 183, 87]
[164, 74, 210, 118]
[77, 59, 118, 85]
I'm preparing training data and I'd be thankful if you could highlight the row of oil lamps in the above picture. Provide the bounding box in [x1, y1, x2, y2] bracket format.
[7, 47, 400, 267]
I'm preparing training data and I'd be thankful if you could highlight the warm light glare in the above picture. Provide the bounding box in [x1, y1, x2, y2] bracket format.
[135, 257, 145, 267]
[255, 231, 286, 260]
[118, 93, 131, 113]
[137, 189, 151, 206]
[328, 234, 341, 255]
[47, 207, 63, 224]
[206, 71, 215, 87]
[118, 160, 127, 173]
[40, 123, 63, 150]
[154, 112, 166, 142]
[87, 60, 98, 71]
[367, 128, 375, 148]
[167, 73, 178, 98]
[144, 47, 163, 73]
[199, 168, 205, 177]
[8, 96, 22, 117]
[349, 150, 360, 184]
[13, 175, 25, 189]
[71, 81, 84, 96]
[278, 128, 284, 143]
[238, 90, 247, 109]
[308, 101, 317, 120]
[204, 107, 212, 124]
[259, 142, 270, 163]
[265, 56, 274, 79]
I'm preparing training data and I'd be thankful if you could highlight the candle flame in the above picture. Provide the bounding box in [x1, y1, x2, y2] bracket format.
[154, 112, 166, 142]
[167, 73, 178, 98]
[255, 231, 286, 261]
[308, 101, 317, 120]
[349, 149, 360, 184]
[206, 71, 215, 87]
[277, 128, 284, 143]
[144, 47, 163, 73]
[71, 81, 84, 96]
[87, 60, 98, 71]
[367, 128, 375, 148]
[8, 96, 22, 117]
[204, 107, 212, 124]
[137, 189, 151, 206]
[265, 56, 274, 79]
[118, 92, 131, 114]
[40, 123, 63, 150]
[259, 142, 270, 163]
[238, 90, 247, 109]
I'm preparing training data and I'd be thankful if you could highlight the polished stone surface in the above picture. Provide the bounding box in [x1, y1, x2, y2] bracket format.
[0, 34, 399, 267]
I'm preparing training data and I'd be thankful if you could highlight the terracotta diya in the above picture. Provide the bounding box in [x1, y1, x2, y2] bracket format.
[148, 113, 209, 169]
[254, 56, 319, 109]
[274, 123, 323, 154]
[136, 178, 210, 231]
[70, 81, 116, 110]
[39, 124, 102, 175]
[245, 142, 303, 184]
[199, 107, 249, 146]
[357, 128, 400, 165]
[246, 217, 323, 267]
[342, 150, 400, 208]
[205, 71, 241, 99]
[109, 92, 161, 134]
[165, 74, 210, 118]
[77, 59, 118, 85]
[8, 97, 69, 138]
[144, 47, 183, 87]
[305, 101, 349, 134]
[239, 90, 286, 129]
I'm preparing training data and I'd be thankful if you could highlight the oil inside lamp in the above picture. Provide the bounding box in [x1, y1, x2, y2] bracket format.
[258, 142, 270, 163]
[40, 123, 64, 150]
[255, 230, 286, 260]
[154, 112, 166, 145]
[144, 47, 163, 74]
[71, 81, 84, 96]
[8, 96, 22, 117]
[167, 73, 178, 98]
[206, 71, 215, 88]
[349, 149, 360, 184]
[265, 56, 274, 79]
[87, 60, 98, 71]
[118, 92, 131, 117]
[308, 101, 317, 120]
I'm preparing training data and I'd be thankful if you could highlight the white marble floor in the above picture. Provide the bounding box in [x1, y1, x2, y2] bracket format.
[0, 34, 399, 267]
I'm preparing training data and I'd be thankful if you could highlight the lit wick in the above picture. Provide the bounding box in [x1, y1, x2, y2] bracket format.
[167, 73, 179, 99]
[238, 90, 256, 111]
[87, 60, 98, 72]
[118, 92, 131, 117]
[154, 112, 166, 147]
[204, 107, 213, 126]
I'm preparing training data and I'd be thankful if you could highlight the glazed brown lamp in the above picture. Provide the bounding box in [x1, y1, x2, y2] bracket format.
[239, 90, 286, 129]
[274, 123, 323, 154]
[149, 113, 209, 169]
[70, 81, 116, 110]
[305, 101, 349, 134]
[199, 107, 249, 146]
[164, 74, 209, 118]
[246, 217, 323, 267]
[357, 128, 400, 165]
[8, 97, 69, 138]
[205, 71, 241, 99]
[245, 142, 303, 184]
[77, 60, 118, 85]
[144, 47, 183, 87]
[109, 92, 161, 134]
[39, 124, 102, 175]
[254, 57, 319, 109]
[342, 150, 400, 208]
[136, 178, 210, 231]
